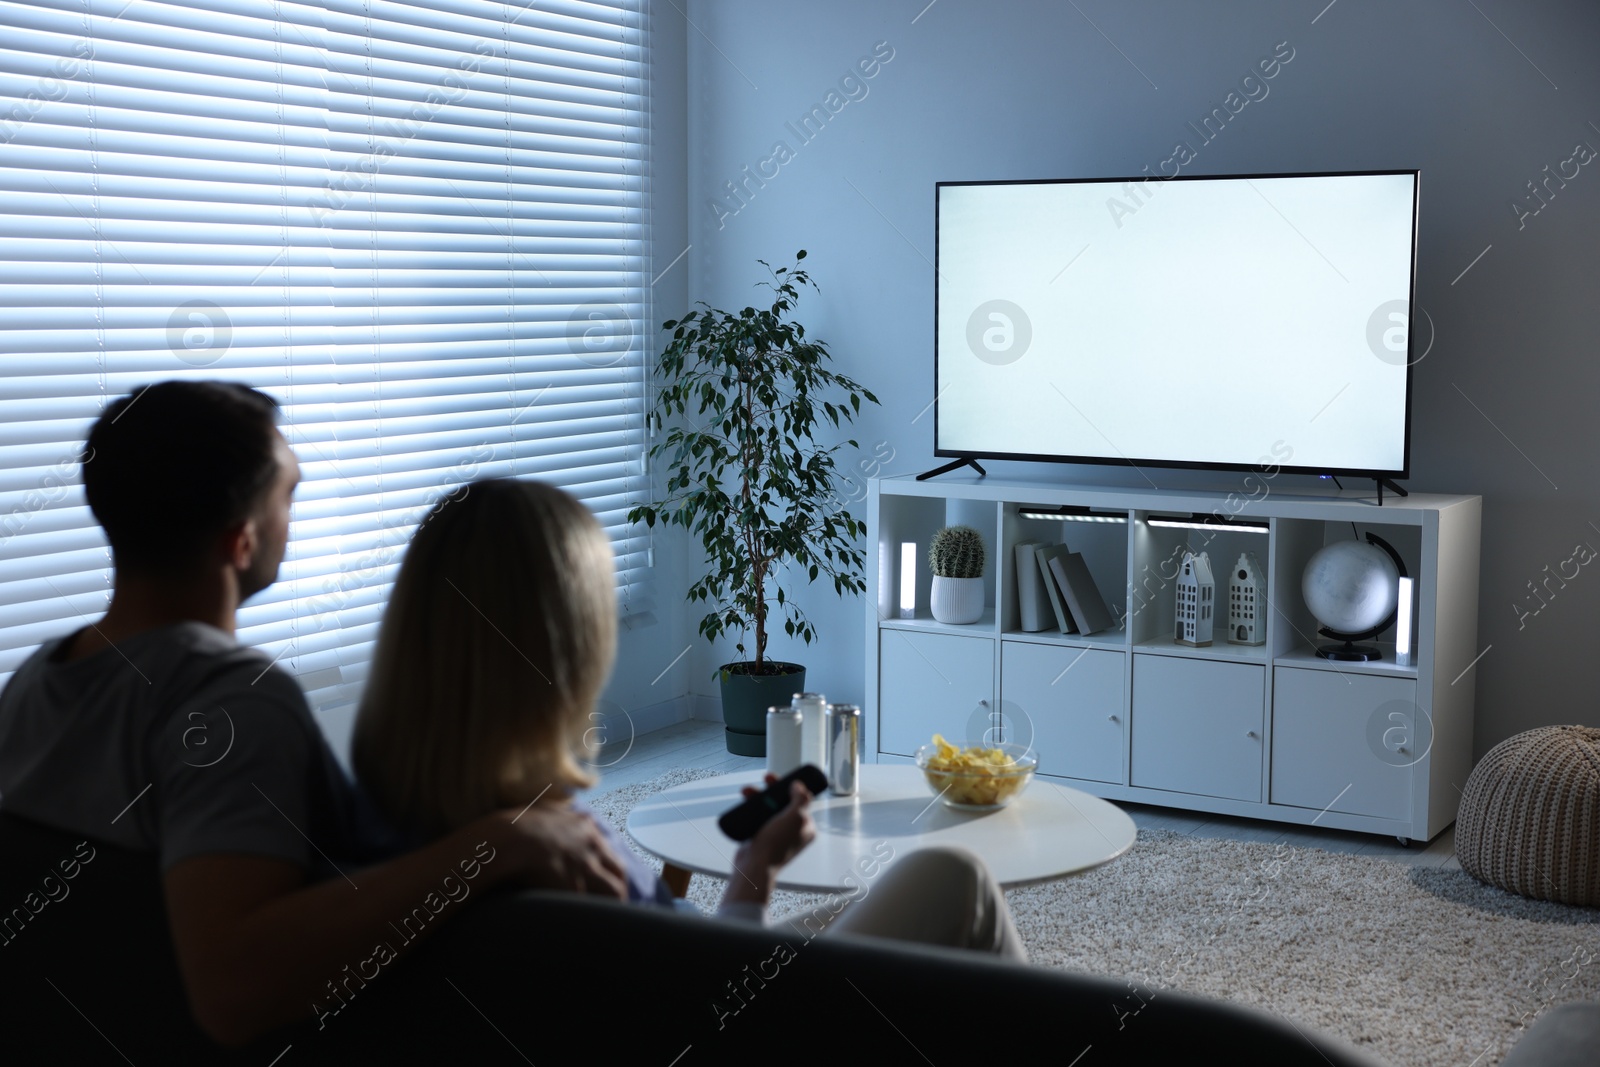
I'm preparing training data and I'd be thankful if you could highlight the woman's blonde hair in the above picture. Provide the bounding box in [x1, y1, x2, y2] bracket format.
[352, 478, 617, 841]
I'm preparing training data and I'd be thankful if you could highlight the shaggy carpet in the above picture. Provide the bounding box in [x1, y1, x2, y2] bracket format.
[586, 769, 1599, 1067]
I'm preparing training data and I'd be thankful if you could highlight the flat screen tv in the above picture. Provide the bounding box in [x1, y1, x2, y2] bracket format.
[934, 170, 1419, 481]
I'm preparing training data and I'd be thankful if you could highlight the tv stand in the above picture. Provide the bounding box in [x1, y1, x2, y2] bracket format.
[916, 456, 987, 481]
[1375, 477, 1408, 505]
[865, 475, 1481, 844]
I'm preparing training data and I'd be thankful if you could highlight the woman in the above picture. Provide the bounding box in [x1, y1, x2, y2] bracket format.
[353, 478, 1025, 954]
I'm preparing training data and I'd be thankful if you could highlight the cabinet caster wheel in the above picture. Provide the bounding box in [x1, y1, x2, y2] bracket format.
[1396, 836, 1412, 848]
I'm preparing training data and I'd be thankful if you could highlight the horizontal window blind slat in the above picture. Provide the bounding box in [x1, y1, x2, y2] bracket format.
[0, 541, 107, 587]
[287, 461, 642, 516]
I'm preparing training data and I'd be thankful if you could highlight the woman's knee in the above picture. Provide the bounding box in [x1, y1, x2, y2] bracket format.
[882, 844, 991, 892]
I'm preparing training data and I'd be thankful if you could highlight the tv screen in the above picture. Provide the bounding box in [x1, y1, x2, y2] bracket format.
[935, 171, 1418, 478]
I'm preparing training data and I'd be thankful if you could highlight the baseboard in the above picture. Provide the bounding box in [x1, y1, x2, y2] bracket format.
[614, 695, 694, 737]
[591, 694, 705, 755]
[688, 692, 721, 723]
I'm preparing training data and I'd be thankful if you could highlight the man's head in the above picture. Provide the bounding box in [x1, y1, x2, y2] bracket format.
[84, 382, 297, 598]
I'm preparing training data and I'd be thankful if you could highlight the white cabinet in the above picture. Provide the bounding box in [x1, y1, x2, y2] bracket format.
[1131, 656, 1264, 802]
[1271, 669, 1418, 821]
[1001, 641, 1123, 784]
[865, 475, 1480, 844]
[877, 629, 994, 758]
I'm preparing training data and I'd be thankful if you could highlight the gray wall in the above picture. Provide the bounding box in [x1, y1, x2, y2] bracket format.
[659, 0, 1600, 758]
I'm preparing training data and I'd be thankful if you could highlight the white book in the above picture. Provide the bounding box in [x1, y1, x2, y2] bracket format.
[1014, 540, 1054, 632]
[1035, 543, 1080, 634]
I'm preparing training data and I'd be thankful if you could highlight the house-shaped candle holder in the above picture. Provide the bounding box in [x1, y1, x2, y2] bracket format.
[1175, 550, 1214, 647]
[1228, 551, 1267, 646]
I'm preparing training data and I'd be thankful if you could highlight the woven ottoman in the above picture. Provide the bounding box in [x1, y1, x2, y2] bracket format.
[1456, 725, 1600, 906]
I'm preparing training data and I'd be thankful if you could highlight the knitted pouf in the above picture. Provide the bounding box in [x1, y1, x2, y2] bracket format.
[1456, 725, 1600, 906]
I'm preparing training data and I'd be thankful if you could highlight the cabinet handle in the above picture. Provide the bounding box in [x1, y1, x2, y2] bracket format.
[1107, 714, 1119, 723]
[978, 700, 989, 709]
[1246, 730, 1258, 739]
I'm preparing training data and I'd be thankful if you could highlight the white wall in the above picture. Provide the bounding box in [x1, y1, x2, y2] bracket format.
[667, 0, 1600, 757]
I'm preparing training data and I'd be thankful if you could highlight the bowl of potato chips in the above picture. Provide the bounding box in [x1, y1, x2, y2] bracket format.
[914, 735, 1037, 811]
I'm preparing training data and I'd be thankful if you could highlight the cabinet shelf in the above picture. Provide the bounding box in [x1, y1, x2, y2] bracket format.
[1132, 637, 1270, 665]
[1275, 643, 1419, 679]
[1000, 627, 1127, 651]
[880, 608, 997, 636]
[865, 475, 1481, 844]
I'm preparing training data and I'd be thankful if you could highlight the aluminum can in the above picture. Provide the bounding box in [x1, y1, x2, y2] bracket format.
[825, 703, 861, 796]
[766, 705, 802, 778]
[792, 692, 828, 770]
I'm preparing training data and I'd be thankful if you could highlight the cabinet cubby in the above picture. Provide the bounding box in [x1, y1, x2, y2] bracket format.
[866, 474, 1481, 843]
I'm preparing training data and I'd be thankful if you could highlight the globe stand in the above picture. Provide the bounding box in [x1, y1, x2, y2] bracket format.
[1316, 637, 1384, 662]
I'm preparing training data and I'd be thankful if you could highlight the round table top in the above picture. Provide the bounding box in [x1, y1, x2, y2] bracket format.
[625, 765, 1137, 893]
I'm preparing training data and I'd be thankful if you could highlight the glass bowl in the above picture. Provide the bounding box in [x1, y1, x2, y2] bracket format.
[913, 740, 1038, 811]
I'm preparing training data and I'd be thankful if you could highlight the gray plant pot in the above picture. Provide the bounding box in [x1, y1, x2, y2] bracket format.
[718, 662, 806, 756]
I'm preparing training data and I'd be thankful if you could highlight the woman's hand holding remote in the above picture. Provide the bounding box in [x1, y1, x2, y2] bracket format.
[723, 774, 816, 909]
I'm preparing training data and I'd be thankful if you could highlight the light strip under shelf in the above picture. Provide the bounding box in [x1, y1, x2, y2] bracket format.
[1017, 505, 1128, 523]
[1146, 514, 1270, 533]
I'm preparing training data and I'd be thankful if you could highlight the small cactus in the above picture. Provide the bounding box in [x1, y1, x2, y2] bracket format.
[929, 525, 986, 578]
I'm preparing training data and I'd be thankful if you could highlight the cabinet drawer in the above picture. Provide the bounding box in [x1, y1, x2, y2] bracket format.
[877, 630, 995, 757]
[1131, 656, 1263, 801]
[1001, 642, 1124, 783]
[1271, 669, 1417, 820]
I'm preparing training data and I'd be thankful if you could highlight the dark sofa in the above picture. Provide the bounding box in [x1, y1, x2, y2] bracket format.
[1, 810, 1400, 1065]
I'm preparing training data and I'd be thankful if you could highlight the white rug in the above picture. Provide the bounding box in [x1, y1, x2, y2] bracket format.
[586, 769, 1600, 1067]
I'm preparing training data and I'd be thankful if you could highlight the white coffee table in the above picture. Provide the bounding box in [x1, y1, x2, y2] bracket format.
[626, 765, 1137, 893]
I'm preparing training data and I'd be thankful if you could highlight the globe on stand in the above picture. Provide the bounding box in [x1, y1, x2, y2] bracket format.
[1301, 535, 1405, 661]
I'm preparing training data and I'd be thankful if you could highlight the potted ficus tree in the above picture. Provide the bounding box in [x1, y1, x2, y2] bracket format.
[929, 525, 986, 624]
[630, 251, 880, 755]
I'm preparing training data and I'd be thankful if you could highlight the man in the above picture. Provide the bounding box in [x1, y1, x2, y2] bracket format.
[0, 381, 628, 1048]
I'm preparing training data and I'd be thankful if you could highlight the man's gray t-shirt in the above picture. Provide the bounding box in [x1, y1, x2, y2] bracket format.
[0, 621, 374, 874]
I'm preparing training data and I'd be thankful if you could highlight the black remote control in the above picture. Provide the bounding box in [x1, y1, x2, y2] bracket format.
[717, 764, 828, 841]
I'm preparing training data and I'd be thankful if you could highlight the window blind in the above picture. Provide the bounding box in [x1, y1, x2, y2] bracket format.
[0, 0, 653, 715]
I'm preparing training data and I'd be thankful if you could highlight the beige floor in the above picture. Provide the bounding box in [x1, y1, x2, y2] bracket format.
[591, 718, 1461, 869]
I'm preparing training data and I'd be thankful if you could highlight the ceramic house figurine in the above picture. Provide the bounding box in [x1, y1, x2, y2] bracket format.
[1228, 551, 1267, 646]
[1175, 550, 1215, 647]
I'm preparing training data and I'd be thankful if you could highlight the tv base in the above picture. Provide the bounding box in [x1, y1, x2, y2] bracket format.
[916, 456, 987, 481]
[1375, 477, 1408, 505]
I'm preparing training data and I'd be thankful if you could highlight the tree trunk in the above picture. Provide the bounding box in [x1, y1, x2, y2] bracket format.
[752, 563, 766, 668]
[740, 367, 765, 669]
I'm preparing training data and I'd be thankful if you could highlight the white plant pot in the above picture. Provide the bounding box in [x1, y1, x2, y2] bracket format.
[930, 576, 985, 624]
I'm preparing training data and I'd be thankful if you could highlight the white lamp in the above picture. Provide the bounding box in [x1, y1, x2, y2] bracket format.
[1395, 576, 1414, 667]
[899, 542, 916, 619]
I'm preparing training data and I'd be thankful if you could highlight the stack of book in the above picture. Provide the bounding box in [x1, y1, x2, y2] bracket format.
[1014, 540, 1116, 635]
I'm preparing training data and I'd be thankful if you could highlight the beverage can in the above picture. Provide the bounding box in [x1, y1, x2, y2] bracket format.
[793, 691, 828, 770]
[825, 703, 861, 797]
[766, 705, 803, 779]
